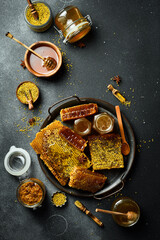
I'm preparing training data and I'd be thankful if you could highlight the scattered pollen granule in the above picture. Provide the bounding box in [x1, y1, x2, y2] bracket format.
[15, 106, 44, 138]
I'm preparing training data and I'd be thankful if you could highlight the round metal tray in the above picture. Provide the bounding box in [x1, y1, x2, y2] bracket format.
[38, 96, 135, 199]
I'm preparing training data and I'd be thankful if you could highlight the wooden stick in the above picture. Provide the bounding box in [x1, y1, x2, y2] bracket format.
[75, 201, 103, 227]
[115, 106, 126, 143]
[96, 208, 137, 221]
[96, 208, 127, 217]
[5, 32, 44, 61]
[115, 105, 130, 155]
[25, 90, 34, 110]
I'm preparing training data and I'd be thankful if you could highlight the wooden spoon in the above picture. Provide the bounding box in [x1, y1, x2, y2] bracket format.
[16, 81, 39, 110]
[95, 208, 137, 221]
[5, 32, 57, 71]
[115, 105, 130, 156]
[27, 0, 39, 20]
[25, 90, 34, 110]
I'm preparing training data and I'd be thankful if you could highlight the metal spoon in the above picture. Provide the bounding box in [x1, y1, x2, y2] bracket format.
[115, 105, 130, 156]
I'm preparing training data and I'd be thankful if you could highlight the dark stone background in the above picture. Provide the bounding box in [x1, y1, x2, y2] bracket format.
[0, 0, 160, 239]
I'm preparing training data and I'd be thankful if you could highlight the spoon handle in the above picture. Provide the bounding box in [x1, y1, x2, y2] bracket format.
[96, 208, 127, 217]
[27, 0, 39, 20]
[25, 90, 34, 110]
[115, 105, 126, 143]
[6, 32, 44, 61]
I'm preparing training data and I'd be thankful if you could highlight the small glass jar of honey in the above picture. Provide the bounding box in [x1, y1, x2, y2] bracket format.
[74, 118, 92, 136]
[93, 113, 114, 135]
[54, 6, 92, 44]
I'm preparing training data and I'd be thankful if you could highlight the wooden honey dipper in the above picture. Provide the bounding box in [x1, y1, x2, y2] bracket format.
[5, 32, 57, 71]
[27, 0, 39, 20]
[96, 209, 138, 221]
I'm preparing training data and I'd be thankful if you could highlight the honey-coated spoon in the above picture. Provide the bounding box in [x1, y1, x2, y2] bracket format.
[115, 105, 130, 156]
[6, 32, 57, 71]
[95, 208, 137, 221]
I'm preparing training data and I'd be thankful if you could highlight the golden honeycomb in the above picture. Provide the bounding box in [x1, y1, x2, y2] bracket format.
[30, 120, 91, 186]
[88, 134, 124, 170]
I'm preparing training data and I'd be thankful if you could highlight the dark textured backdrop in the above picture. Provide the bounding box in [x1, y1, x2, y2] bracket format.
[0, 0, 160, 239]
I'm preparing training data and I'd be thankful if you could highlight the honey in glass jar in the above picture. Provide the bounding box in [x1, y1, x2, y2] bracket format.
[74, 118, 91, 136]
[55, 6, 92, 44]
[93, 113, 114, 135]
[111, 197, 140, 227]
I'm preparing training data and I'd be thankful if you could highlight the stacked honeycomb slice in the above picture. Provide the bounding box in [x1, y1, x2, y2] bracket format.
[30, 120, 91, 186]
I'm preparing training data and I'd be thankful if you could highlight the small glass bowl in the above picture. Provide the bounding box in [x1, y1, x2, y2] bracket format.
[24, 1, 53, 32]
[16, 178, 46, 209]
[111, 197, 140, 227]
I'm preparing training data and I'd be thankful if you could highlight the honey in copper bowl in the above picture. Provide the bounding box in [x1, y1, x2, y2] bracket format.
[24, 41, 62, 78]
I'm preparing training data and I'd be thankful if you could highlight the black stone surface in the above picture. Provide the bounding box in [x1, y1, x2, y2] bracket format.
[0, 0, 160, 239]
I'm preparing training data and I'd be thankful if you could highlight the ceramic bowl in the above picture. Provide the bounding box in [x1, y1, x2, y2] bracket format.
[24, 41, 62, 78]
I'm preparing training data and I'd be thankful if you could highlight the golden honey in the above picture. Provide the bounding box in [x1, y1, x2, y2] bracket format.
[74, 118, 92, 136]
[55, 6, 92, 44]
[93, 113, 114, 134]
[111, 197, 140, 227]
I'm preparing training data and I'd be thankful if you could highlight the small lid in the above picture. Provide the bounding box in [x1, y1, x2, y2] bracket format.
[4, 146, 31, 177]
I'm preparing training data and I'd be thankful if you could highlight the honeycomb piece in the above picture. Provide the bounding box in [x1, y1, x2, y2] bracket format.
[68, 167, 107, 193]
[88, 134, 124, 170]
[60, 103, 98, 121]
[59, 126, 87, 151]
[30, 120, 91, 186]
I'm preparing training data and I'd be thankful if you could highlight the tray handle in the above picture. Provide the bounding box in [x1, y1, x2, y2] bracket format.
[48, 95, 81, 116]
[93, 180, 124, 200]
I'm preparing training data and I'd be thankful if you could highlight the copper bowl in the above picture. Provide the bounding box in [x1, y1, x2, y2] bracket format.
[24, 41, 62, 78]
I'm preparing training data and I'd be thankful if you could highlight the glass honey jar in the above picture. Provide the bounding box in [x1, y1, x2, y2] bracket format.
[74, 118, 92, 136]
[93, 113, 114, 135]
[54, 6, 92, 44]
[111, 197, 140, 227]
